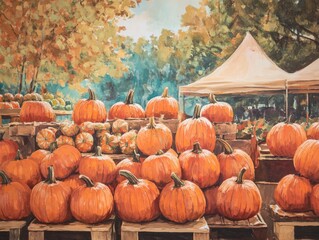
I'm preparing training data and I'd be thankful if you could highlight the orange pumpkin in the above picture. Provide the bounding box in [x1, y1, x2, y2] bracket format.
[108, 89, 145, 120]
[307, 122, 319, 139]
[217, 168, 262, 220]
[145, 87, 179, 119]
[79, 121, 95, 135]
[75, 132, 94, 153]
[3, 93, 14, 102]
[10, 101, 20, 109]
[0, 170, 31, 220]
[0, 102, 12, 109]
[112, 119, 129, 134]
[136, 117, 172, 156]
[175, 104, 216, 153]
[62, 174, 85, 191]
[0, 94, 3, 102]
[56, 135, 75, 147]
[14, 93, 24, 105]
[120, 130, 137, 154]
[217, 138, 255, 182]
[179, 142, 220, 188]
[141, 150, 181, 189]
[114, 170, 160, 222]
[72, 88, 107, 125]
[29, 149, 50, 165]
[20, 101, 55, 122]
[1, 150, 41, 188]
[70, 175, 114, 224]
[100, 132, 121, 154]
[159, 173, 206, 223]
[36, 128, 56, 150]
[31, 166, 72, 223]
[166, 148, 178, 158]
[115, 151, 141, 184]
[294, 139, 319, 182]
[266, 121, 307, 157]
[0, 132, 18, 166]
[78, 146, 116, 184]
[60, 122, 79, 137]
[274, 174, 312, 212]
[311, 184, 319, 215]
[201, 94, 233, 123]
[203, 185, 219, 215]
[94, 122, 111, 132]
[40, 144, 81, 179]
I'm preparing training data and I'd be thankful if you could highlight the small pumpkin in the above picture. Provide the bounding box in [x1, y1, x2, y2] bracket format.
[60, 122, 79, 137]
[94, 122, 111, 132]
[23, 93, 32, 102]
[145, 87, 179, 119]
[112, 119, 129, 134]
[159, 173, 206, 223]
[62, 174, 85, 191]
[10, 101, 20, 109]
[175, 104, 216, 153]
[141, 150, 181, 189]
[274, 174, 312, 212]
[217, 168, 262, 220]
[114, 170, 160, 222]
[70, 175, 114, 224]
[0, 102, 12, 109]
[20, 101, 55, 122]
[217, 138, 255, 182]
[136, 117, 172, 156]
[108, 89, 145, 120]
[56, 135, 75, 147]
[79, 121, 95, 135]
[201, 93, 233, 123]
[0, 170, 31, 220]
[120, 130, 137, 154]
[36, 128, 56, 150]
[78, 146, 116, 184]
[115, 151, 141, 184]
[311, 184, 319, 216]
[29, 149, 50, 165]
[100, 132, 121, 154]
[30, 93, 43, 101]
[0, 132, 18, 166]
[203, 185, 219, 216]
[31, 166, 72, 223]
[179, 142, 220, 188]
[72, 88, 107, 125]
[75, 132, 94, 153]
[14, 93, 24, 105]
[1, 150, 41, 188]
[3, 93, 14, 102]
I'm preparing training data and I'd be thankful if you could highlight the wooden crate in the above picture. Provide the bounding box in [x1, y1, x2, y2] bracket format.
[270, 204, 319, 240]
[206, 213, 267, 240]
[121, 217, 209, 240]
[28, 218, 115, 240]
[0, 220, 28, 240]
[214, 123, 237, 140]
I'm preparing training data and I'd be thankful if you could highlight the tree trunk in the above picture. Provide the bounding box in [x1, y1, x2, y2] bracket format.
[18, 58, 26, 94]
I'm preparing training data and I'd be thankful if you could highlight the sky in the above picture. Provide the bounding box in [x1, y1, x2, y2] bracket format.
[119, 0, 201, 41]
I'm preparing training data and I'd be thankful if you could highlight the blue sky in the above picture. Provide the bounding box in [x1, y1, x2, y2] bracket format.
[119, 0, 201, 41]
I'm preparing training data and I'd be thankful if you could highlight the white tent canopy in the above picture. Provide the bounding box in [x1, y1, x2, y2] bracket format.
[179, 32, 291, 96]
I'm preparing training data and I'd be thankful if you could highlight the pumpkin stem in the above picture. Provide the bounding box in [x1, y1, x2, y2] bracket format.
[156, 150, 164, 155]
[79, 175, 95, 187]
[0, 170, 12, 185]
[286, 115, 294, 124]
[192, 104, 201, 119]
[236, 167, 247, 184]
[49, 142, 58, 152]
[208, 93, 217, 103]
[192, 142, 202, 154]
[125, 89, 134, 104]
[171, 172, 185, 188]
[147, 117, 157, 129]
[162, 87, 169, 98]
[94, 146, 102, 156]
[119, 170, 139, 185]
[45, 166, 57, 184]
[88, 88, 96, 100]
[132, 150, 140, 162]
[216, 138, 233, 154]
[0, 132, 4, 141]
[15, 150, 23, 160]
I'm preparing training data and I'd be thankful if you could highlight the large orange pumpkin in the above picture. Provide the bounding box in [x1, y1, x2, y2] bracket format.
[0, 132, 18, 166]
[72, 88, 107, 125]
[274, 174, 312, 212]
[40, 144, 81, 179]
[1, 150, 41, 188]
[0, 170, 31, 220]
[114, 170, 160, 222]
[120, 130, 137, 154]
[311, 184, 319, 215]
[217, 168, 262, 220]
[20, 101, 55, 122]
[266, 121, 307, 157]
[75, 132, 94, 153]
[203, 185, 219, 215]
[145, 87, 179, 119]
[136, 117, 173, 156]
[159, 173, 206, 223]
[115, 151, 141, 184]
[36, 128, 56, 150]
[294, 139, 319, 182]
[175, 104, 216, 153]
[30, 166, 72, 223]
[108, 89, 145, 120]
[179, 142, 220, 188]
[201, 94, 233, 123]
[78, 146, 116, 184]
[217, 138, 255, 182]
[100, 132, 121, 154]
[70, 175, 113, 224]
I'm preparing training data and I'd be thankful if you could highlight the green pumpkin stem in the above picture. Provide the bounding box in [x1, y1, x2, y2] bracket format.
[132, 150, 140, 162]
[171, 172, 185, 188]
[236, 167, 247, 184]
[119, 170, 139, 185]
[125, 89, 134, 104]
[15, 150, 23, 160]
[208, 93, 217, 104]
[162, 87, 169, 98]
[192, 142, 202, 154]
[0, 171, 12, 185]
[49, 142, 58, 152]
[94, 146, 102, 156]
[79, 175, 95, 187]
[45, 166, 57, 184]
[88, 88, 96, 100]
[0, 132, 4, 141]
[148, 117, 157, 129]
[192, 104, 201, 119]
[216, 138, 233, 154]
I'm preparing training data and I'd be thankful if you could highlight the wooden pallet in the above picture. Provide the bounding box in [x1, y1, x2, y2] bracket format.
[0, 220, 28, 240]
[121, 217, 209, 240]
[206, 213, 267, 240]
[28, 218, 115, 240]
[270, 204, 319, 240]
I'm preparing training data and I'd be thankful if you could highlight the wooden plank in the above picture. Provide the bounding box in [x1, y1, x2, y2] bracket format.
[0, 109, 20, 116]
[28, 231, 44, 240]
[91, 231, 111, 240]
[274, 222, 294, 240]
[121, 231, 138, 240]
[0, 221, 26, 231]
[193, 232, 209, 240]
[270, 204, 319, 222]
[9, 228, 20, 240]
[121, 217, 209, 233]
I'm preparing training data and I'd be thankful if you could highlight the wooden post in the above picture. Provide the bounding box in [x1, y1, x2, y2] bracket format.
[285, 80, 288, 120]
[306, 93, 309, 123]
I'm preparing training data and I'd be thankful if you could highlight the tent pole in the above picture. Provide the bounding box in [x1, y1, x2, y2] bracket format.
[285, 80, 288, 120]
[306, 93, 309, 123]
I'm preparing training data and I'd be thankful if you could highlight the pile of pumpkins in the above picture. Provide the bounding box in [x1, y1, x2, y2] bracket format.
[0, 88, 264, 224]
